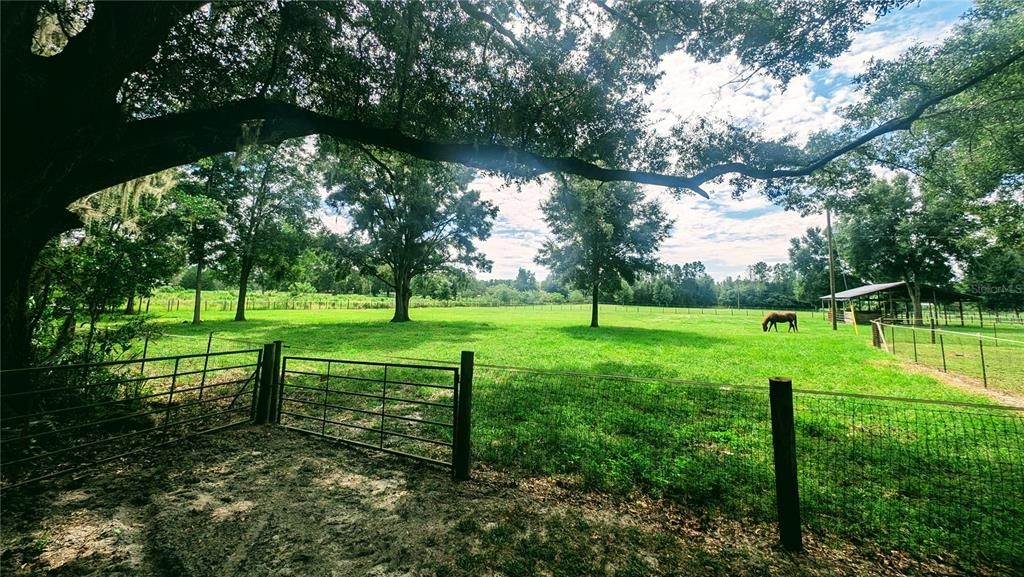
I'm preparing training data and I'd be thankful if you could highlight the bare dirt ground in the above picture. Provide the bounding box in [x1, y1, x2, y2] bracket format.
[0, 426, 994, 577]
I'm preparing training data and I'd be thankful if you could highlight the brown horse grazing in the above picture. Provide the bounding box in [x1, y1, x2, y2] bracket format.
[762, 312, 798, 332]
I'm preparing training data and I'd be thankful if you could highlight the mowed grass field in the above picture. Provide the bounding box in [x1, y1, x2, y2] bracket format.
[133, 304, 1022, 568]
[144, 303, 988, 401]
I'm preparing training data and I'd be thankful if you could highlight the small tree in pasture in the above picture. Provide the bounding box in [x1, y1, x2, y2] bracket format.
[536, 179, 672, 327]
[214, 143, 320, 321]
[325, 151, 497, 322]
[164, 179, 228, 325]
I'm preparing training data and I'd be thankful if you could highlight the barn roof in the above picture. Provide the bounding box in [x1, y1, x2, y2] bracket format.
[820, 281, 976, 303]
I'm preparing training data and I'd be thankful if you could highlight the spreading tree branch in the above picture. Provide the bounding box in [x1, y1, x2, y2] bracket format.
[36, 47, 1024, 212]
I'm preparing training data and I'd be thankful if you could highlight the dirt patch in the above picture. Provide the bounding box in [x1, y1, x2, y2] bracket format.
[0, 426, 1002, 576]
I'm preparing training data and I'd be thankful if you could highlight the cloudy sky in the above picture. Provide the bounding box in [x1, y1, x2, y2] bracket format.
[326, 1, 974, 281]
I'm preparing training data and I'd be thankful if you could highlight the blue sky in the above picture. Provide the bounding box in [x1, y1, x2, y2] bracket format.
[324, 1, 975, 281]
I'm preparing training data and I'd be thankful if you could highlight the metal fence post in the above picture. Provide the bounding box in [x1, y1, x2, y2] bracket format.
[198, 332, 213, 401]
[979, 338, 987, 389]
[255, 343, 276, 424]
[912, 329, 918, 363]
[769, 376, 803, 552]
[164, 358, 180, 435]
[139, 335, 150, 376]
[454, 350, 475, 481]
[940, 334, 947, 372]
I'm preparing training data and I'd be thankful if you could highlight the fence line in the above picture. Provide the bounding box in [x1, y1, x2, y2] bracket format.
[878, 318, 1024, 345]
[466, 364, 1022, 566]
[0, 348, 262, 490]
[872, 320, 1024, 394]
[150, 296, 827, 317]
[6, 342, 1022, 567]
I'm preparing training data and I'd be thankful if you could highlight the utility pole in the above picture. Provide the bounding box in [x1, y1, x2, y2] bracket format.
[826, 207, 838, 331]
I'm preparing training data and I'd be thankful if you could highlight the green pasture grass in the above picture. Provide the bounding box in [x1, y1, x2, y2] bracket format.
[144, 304, 984, 400]
[126, 304, 1022, 568]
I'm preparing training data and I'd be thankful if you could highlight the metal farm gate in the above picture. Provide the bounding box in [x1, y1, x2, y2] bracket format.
[274, 351, 473, 479]
[2, 342, 474, 492]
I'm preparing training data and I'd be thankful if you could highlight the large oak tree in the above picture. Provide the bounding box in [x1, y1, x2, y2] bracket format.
[2, 1, 1020, 368]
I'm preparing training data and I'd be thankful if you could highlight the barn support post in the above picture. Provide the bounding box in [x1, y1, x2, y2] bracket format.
[769, 377, 803, 552]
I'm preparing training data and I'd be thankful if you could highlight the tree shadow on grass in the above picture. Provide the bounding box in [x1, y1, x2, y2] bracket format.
[271, 320, 502, 355]
[556, 325, 726, 349]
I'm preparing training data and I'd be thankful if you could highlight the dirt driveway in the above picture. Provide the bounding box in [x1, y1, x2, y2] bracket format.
[1, 426, 981, 576]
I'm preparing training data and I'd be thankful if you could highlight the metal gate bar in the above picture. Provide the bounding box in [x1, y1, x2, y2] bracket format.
[278, 356, 459, 469]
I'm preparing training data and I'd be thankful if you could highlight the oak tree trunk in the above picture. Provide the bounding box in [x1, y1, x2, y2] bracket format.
[193, 260, 204, 325]
[391, 275, 412, 322]
[591, 283, 600, 328]
[235, 262, 252, 322]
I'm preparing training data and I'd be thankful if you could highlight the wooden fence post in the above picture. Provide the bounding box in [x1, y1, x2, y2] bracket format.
[454, 350, 475, 481]
[272, 340, 284, 423]
[255, 343, 276, 424]
[769, 376, 803, 552]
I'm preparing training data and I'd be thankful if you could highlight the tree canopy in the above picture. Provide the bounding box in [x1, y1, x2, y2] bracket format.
[3, 0, 1022, 368]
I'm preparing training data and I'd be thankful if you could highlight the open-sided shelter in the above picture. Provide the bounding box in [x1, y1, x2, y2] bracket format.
[820, 281, 979, 326]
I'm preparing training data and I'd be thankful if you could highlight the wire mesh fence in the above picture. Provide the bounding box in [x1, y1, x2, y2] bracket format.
[6, 341, 1022, 568]
[793, 391, 1023, 566]
[876, 321, 1024, 396]
[0, 348, 262, 490]
[458, 363, 1023, 567]
[471, 366, 777, 517]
